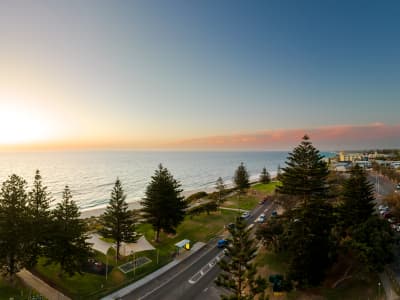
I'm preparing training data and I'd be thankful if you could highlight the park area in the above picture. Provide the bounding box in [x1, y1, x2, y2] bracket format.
[29, 202, 247, 299]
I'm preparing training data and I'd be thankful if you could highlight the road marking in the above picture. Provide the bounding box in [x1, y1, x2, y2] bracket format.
[188, 252, 225, 284]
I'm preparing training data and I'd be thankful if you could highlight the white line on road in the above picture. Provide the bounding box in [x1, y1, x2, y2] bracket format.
[188, 252, 225, 284]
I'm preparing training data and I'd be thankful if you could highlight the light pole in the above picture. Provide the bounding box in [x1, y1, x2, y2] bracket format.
[378, 281, 381, 299]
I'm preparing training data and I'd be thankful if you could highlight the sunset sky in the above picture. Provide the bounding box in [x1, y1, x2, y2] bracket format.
[1, 1, 399, 151]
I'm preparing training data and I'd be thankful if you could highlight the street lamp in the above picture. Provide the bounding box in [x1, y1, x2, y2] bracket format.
[378, 281, 381, 299]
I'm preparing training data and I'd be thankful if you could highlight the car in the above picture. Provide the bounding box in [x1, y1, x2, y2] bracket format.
[241, 211, 251, 219]
[380, 208, 389, 215]
[256, 214, 266, 223]
[271, 211, 278, 217]
[378, 204, 388, 211]
[396, 183, 400, 189]
[217, 239, 229, 248]
[259, 197, 268, 205]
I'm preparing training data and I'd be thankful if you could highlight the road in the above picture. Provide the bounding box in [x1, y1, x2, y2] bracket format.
[122, 199, 274, 300]
[368, 172, 394, 199]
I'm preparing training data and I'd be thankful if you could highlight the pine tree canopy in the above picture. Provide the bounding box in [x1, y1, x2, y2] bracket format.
[277, 135, 329, 205]
[341, 165, 376, 227]
[234, 162, 250, 193]
[140, 164, 187, 242]
[100, 179, 137, 259]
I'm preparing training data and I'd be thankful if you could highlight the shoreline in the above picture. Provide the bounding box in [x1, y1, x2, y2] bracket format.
[79, 176, 268, 219]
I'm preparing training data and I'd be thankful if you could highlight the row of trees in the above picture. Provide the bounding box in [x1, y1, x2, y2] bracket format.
[0, 171, 91, 280]
[257, 135, 394, 287]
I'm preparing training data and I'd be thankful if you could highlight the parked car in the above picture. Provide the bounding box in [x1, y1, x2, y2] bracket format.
[217, 239, 229, 248]
[241, 211, 251, 219]
[256, 214, 266, 223]
[259, 197, 268, 205]
[378, 204, 388, 211]
[271, 211, 278, 217]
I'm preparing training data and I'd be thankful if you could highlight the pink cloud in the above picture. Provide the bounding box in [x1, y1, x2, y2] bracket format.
[170, 123, 400, 150]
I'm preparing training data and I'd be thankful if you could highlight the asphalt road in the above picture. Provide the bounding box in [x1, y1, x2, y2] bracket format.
[122, 199, 274, 300]
[367, 172, 395, 198]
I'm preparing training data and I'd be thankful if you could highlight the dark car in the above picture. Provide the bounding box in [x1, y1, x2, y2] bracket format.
[217, 239, 229, 248]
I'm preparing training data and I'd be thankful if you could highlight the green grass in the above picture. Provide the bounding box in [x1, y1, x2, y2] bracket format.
[286, 272, 382, 300]
[33, 210, 237, 299]
[99, 236, 115, 243]
[0, 277, 40, 300]
[256, 249, 382, 300]
[222, 194, 259, 210]
[255, 249, 290, 274]
[251, 181, 280, 193]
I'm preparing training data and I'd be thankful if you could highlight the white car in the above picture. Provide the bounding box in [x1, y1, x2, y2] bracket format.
[241, 211, 251, 219]
[256, 213, 266, 223]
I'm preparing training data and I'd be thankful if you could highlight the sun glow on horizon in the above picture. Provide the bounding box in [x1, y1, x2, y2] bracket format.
[0, 101, 53, 145]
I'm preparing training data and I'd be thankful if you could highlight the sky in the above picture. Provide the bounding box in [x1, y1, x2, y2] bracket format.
[0, 0, 399, 151]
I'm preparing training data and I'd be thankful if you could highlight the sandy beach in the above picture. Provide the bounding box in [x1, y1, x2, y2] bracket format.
[78, 179, 263, 219]
[79, 185, 218, 219]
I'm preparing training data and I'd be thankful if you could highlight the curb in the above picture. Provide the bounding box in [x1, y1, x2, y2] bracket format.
[101, 241, 210, 300]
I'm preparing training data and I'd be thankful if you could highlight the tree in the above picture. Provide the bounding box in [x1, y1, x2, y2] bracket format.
[234, 163, 250, 194]
[277, 135, 329, 207]
[343, 217, 393, 273]
[216, 218, 267, 299]
[27, 170, 53, 267]
[259, 167, 271, 184]
[100, 179, 137, 260]
[0, 175, 31, 280]
[216, 177, 226, 207]
[341, 165, 376, 227]
[47, 186, 92, 276]
[141, 164, 187, 242]
[286, 200, 335, 286]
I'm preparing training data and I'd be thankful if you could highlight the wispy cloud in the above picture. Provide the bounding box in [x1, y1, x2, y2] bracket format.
[170, 123, 400, 150]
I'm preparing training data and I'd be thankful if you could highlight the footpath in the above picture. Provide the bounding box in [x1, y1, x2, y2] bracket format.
[102, 241, 210, 300]
[17, 269, 71, 300]
[379, 272, 400, 300]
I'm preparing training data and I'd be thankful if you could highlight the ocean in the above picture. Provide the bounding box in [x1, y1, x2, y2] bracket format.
[0, 151, 335, 211]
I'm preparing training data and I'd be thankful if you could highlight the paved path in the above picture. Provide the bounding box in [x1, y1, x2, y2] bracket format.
[17, 269, 71, 300]
[379, 272, 400, 300]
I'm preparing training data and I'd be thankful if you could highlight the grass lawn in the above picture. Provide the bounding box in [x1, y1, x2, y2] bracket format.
[33, 210, 237, 299]
[0, 277, 40, 300]
[251, 181, 280, 194]
[137, 209, 237, 253]
[286, 272, 382, 300]
[222, 194, 259, 211]
[256, 248, 382, 300]
[255, 248, 290, 274]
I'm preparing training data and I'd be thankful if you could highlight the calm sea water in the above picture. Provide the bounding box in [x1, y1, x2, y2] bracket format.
[0, 151, 334, 211]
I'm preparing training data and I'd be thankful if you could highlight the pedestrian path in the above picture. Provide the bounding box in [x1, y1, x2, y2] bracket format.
[379, 272, 400, 300]
[219, 206, 246, 212]
[101, 242, 206, 300]
[17, 269, 71, 300]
